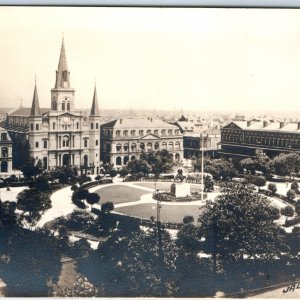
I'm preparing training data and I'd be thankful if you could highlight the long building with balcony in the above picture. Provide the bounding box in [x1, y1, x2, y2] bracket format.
[0, 127, 13, 174]
[100, 118, 183, 168]
[220, 120, 300, 158]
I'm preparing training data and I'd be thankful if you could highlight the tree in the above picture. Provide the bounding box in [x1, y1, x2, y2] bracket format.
[86, 192, 100, 210]
[286, 189, 296, 201]
[141, 150, 174, 178]
[21, 157, 43, 179]
[246, 175, 266, 190]
[17, 189, 51, 227]
[240, 157, 256, 175]
[0, 200, 18, 228]
[199, 183, 288, 264]
[268, 183, 277, 195]
[101, 201, 114, 214]
[126, 159, 151, 179]
[203, 175, 214, 192]
[77, 227, 178, 297]
[109, 169, 117, 178]
[119, 168, 129, 181]
[183, 215, 194, 224]
[270, 153, 300, 179]
[291, 181, 299, 193]
[204, 158, 237, 181]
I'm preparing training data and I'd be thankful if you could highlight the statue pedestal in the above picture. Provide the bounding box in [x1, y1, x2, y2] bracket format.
[170, 183, 191, 198]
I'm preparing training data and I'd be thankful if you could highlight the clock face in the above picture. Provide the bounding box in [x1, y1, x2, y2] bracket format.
[62, 116, 69, 124]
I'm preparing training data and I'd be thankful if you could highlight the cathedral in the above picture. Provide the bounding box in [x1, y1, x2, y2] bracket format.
[4, 39, 101, 172]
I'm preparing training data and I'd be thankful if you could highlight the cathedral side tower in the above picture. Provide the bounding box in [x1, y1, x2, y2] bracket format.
[88, 86, 101, 170]
[50, 38, 75, 112]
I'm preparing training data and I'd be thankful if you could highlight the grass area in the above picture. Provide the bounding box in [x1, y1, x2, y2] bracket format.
[115, 203, 203, 223]
[94, 184, 149, 204]
[134, 182, 203, 193]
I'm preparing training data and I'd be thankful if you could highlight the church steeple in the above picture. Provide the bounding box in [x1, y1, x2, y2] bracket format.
[30, 79, 41, 116]
[55, 38, 70, 89]
[90, 85, 100, 116]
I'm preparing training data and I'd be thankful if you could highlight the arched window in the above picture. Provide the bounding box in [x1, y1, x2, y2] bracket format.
[84, 139, 88, 147]
[131, 143, 137, 151]
[168, 142, 174, 150]
[154, 142, 159, 150]
[162, 142, 167, 150]
[140, 143, 145, 151]
[30, 124, 34, 131]
[62, 102, 65, 111]
[175, 141, 180, 150]
[175, 153, 180, 161]
[43, 140, 47, 149]
[52, 101, 57, 110]
[123, 143, 129, 151]
[146, 142, 152, 151]
[67, 102, 70, 111]
[124, 156, 129, 165]
[116, 144, 122, 152]
[116, 156, 122, 165]
[95, 140, 99, 146]
[62, 136, 69, 147]
[1, 147, 8, 158]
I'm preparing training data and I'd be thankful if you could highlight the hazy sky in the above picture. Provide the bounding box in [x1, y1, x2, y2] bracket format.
[0, 7, 300, 112]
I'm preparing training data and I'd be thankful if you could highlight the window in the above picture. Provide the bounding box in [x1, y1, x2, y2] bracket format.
[124, 144, 128, 151]
[175, 129, 179, 135]
[161, 129, 166, 136]
[95, 140, 99, 146]
[52, 101, 57, 110]
[116, 156, 122, 165]
[123, 130, 128, 137]
[131, 143, 137, 151]
[140, 143, 145, 150]
[1, 147, 8, 158]
[168, 129, 172, 135]
[53, 122, 56, 130]
[96, 123, 99, 129]
[1, 133, 7, 141]
[116, 144, 122, 152]
[154, 142, 159, 150]
[84, 139, 88, 147]
[146, 129, 151, 135]
[67, 102, 70, 111]
[91, 123, 94, 130]
[162, 142, 167, 149]
[154, 130, 158, 136]
[35, 142, 39, 148]
[146, 142, 152, 151]
[168, 142, 174, 150]
[139, 130, 144, 136]
[43, 140, 47, 149]
[116, 130, 121, 137]
[62, 102, 65, 111]
[131, 130, 136, 137]
[30, 124, 34, 131]
[175, 141, 180, 149]
[76, 122, 79, 130]
[36, 124, 39, 130]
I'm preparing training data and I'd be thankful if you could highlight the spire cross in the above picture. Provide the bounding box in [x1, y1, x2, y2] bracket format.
[34, 73, 37, 84]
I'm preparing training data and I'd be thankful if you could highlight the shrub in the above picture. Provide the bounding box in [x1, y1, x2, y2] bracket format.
[109, 170, 117, 178]
[284, 215, 300, 227]
[291, 181, 299, 192]
[281, 206, 294, 217]
[268, 183, 277, 195]
[287, 189, 296, 201]
[183, 215, 194, 224]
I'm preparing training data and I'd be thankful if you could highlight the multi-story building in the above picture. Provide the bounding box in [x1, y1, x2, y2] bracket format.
[0, 127, 13, 174]
[220, 120, 300, 158]
[100, 118, 183, 168]
[4, 38, 101, 171]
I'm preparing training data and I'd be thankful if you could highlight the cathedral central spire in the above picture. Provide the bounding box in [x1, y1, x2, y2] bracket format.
[54, 38, 70, 89]
[90, 85, 100, 116]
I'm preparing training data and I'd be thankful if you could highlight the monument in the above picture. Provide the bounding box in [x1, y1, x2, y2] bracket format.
[170, 183, 191, 198]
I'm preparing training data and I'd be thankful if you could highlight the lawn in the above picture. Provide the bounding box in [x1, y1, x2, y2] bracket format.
[134, 182, 203, 193]
[94, 184, 149, 204]
[115, 203, 203, 223]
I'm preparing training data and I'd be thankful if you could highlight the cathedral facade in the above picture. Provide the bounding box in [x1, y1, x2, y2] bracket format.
[5, 39, 101, 171]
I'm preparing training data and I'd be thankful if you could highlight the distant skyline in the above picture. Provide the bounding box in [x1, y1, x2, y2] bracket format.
[0, 7, 300, 112]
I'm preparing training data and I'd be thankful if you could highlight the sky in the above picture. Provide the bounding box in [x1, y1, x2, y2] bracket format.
[0, 7, 300, 112]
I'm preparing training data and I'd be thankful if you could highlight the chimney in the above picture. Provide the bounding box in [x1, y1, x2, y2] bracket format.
[247, 120, 251, 127]
[263, 121, 268, 127]
[279, 121, 284, 129]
